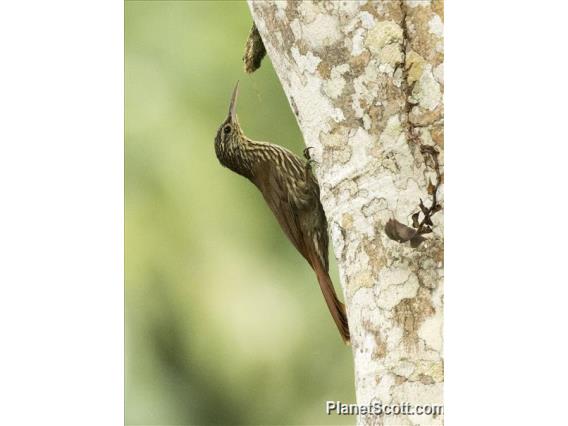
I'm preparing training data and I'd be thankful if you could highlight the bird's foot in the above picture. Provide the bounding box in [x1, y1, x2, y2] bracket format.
[303, 147, 318, 169]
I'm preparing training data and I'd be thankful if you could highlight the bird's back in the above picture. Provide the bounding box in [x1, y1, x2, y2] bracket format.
[249, 142, 329, 271]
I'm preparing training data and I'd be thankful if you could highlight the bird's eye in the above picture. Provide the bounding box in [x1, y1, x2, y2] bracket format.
[223, 125, 232, 134]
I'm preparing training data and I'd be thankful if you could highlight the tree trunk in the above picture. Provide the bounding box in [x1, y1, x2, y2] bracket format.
[248, 1, 443, 425]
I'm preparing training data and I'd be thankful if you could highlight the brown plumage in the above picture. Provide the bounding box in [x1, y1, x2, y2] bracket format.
[214, 82, 350, 343]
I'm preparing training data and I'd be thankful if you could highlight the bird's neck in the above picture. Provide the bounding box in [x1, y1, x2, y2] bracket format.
[220, 136, 263, 180]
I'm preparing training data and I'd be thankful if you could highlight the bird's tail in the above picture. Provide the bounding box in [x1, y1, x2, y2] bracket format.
[310, 255, 350, 344]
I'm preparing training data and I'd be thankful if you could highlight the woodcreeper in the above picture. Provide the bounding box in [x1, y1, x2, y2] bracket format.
[214, 82, 350, 343]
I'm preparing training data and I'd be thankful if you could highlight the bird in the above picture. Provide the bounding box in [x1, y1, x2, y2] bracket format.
[214, 82, 350, 343]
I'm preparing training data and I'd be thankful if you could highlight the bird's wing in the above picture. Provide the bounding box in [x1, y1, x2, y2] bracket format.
[255, 160, 311, 264]
[315, 204, 330, 271]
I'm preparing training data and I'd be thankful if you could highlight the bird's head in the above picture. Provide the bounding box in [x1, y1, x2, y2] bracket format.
[215, 81, 243, 156]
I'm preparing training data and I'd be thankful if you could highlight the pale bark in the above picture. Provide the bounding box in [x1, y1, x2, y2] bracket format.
[248, 1, 443, 425]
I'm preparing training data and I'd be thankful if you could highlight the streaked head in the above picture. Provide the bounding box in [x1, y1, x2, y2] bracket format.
[215, 81, 242, 154]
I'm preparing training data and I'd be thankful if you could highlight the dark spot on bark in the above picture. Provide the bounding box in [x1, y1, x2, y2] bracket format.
[419, 374, 435, 385]
[349, 51, 371, 74]
[317, 61, 332, 79]
[290, 96, 299, 117]
[394, 287, 435, 351]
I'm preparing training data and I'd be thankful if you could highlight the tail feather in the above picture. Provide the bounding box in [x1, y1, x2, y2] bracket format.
[310, 255, 350, 344]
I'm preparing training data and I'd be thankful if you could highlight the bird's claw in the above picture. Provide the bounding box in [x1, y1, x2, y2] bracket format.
[303, 147, 314, 160]
[303, 147, 319, 170]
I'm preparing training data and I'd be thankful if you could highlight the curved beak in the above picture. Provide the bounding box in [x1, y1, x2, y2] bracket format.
[228, 81, 239, 122]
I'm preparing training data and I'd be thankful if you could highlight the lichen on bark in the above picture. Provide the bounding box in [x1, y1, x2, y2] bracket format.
[248, 1, 444, 425]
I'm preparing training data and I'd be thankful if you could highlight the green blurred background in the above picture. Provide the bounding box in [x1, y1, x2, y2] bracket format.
[125, 2, 353, 424]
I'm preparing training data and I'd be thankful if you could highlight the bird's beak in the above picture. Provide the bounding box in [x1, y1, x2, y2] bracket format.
[228, 81, 239, 122]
